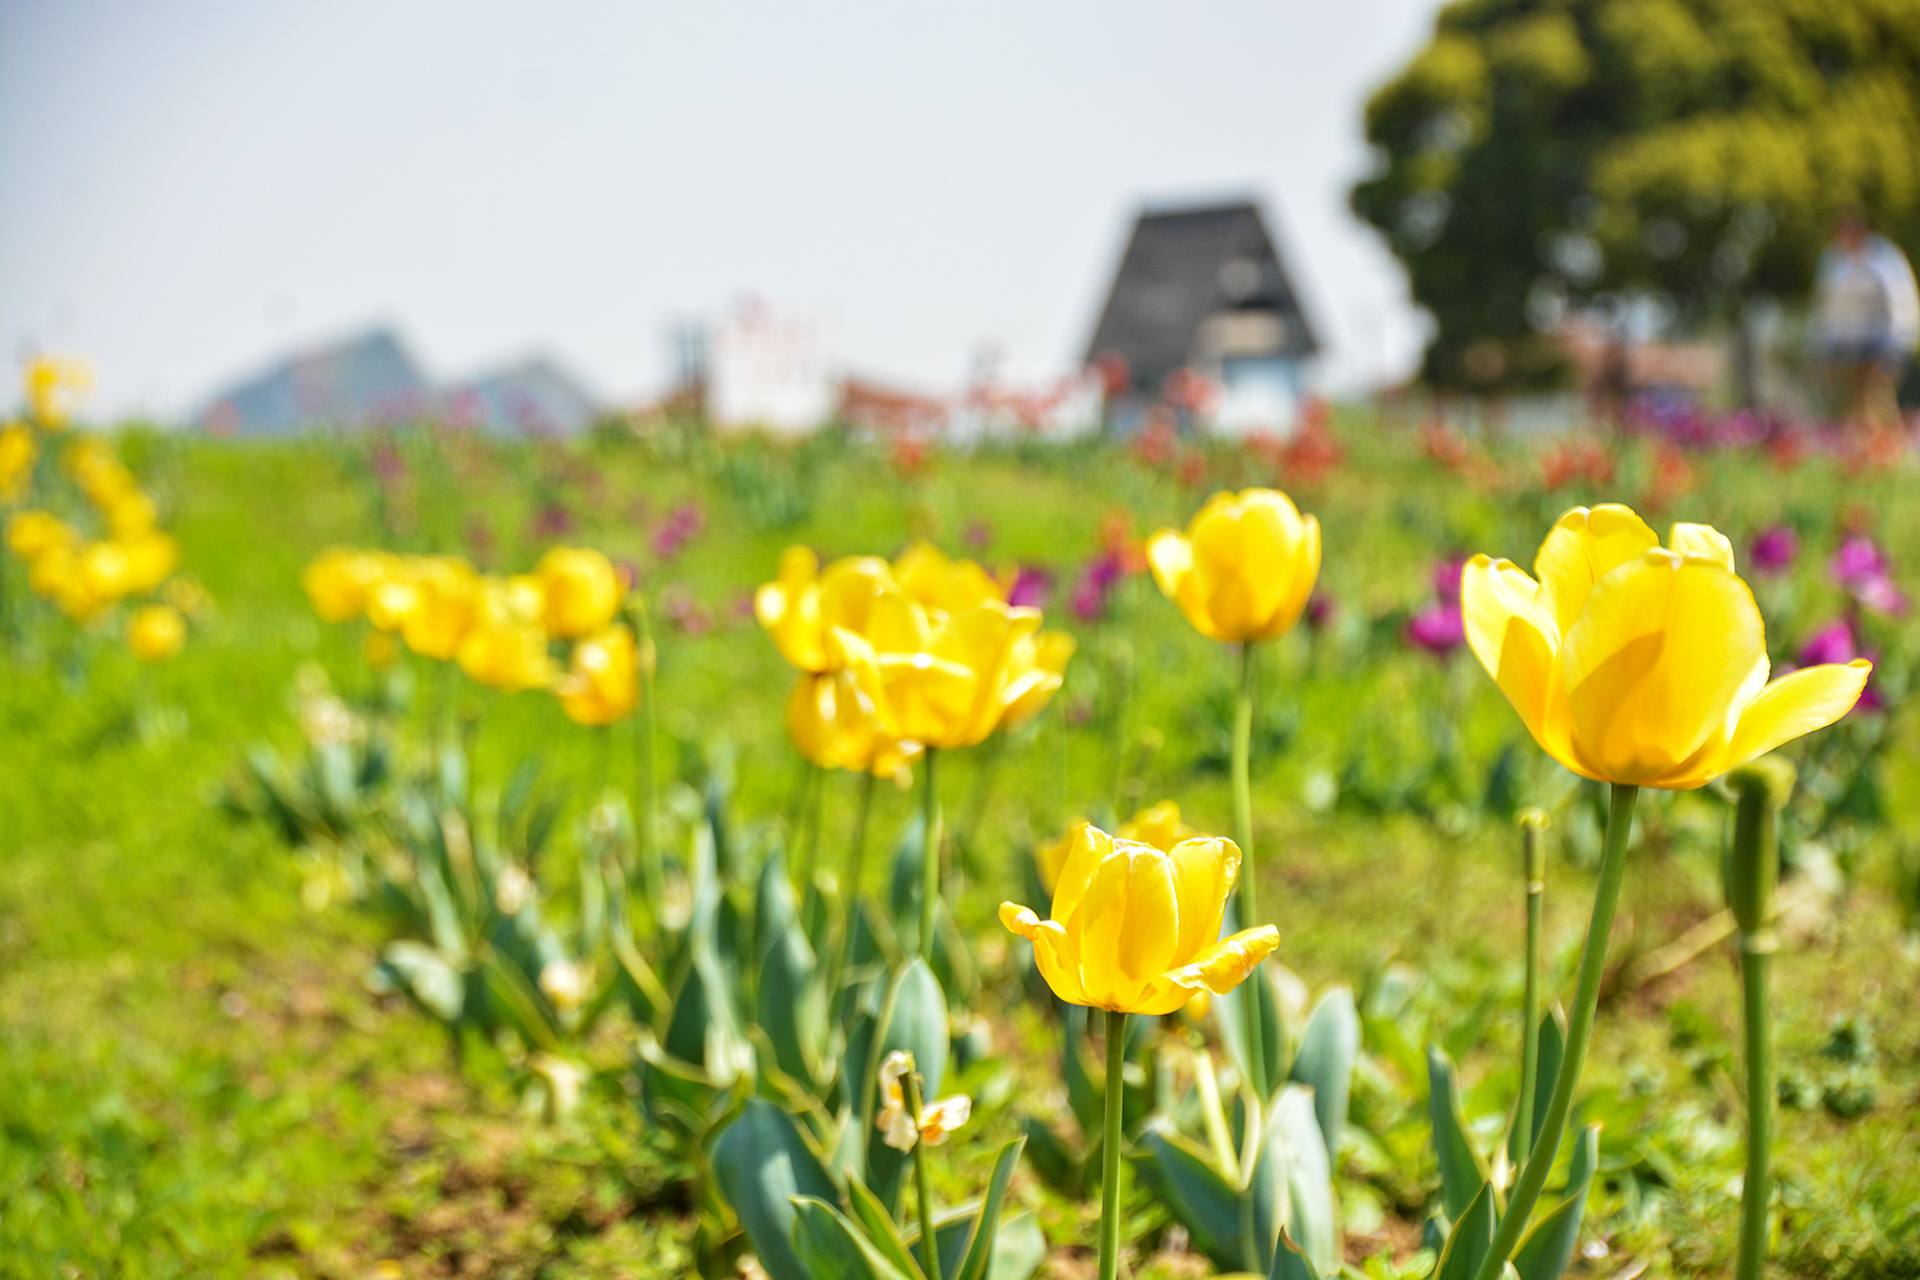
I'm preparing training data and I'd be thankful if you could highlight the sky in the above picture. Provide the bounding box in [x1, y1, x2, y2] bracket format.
[0, 1, 1442, 421]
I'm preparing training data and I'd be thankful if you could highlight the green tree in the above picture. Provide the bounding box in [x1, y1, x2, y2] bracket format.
[1351, 0, 1920, 391]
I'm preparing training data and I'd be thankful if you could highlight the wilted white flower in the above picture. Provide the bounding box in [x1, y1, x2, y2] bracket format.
[875, 1048, 972, 1152]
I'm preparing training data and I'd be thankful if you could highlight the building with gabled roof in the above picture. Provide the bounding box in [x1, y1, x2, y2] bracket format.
[1084, 199, 1319, 435]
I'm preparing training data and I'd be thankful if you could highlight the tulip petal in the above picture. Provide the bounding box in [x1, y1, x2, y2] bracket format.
[1074, 850, 1135, 1008]
[1668, 522, 1735, 571]
[1166, 836, 1240, 963]
[1116, 849, 1182, 995]
[1562, 552, 1766, 787]
[1724, 660, 1872, 769]
[999, 902, 1086, 1005]
[1533, 504, 1659, 637]
[1049, 823, 1111, 925]
[1164, 925, 1281, 995]
[1147, 532, 1194, 607]
[1461, 555, 1574, 768]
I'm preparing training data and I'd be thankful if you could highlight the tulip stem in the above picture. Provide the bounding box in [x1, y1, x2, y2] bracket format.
[1099, 1009, 1129, 1280]
[1470, 783, 1637, 1280]
[1515, 813, 1547, 1168]
[632, 596, 663, 914]
[1736, 931, 1774, 1280]
[1232, 643, 1258, 923]
[919, 748, 941, 962]
[903, 1070, 944, 1280]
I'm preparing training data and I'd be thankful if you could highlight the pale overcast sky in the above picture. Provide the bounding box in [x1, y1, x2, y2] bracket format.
[0, 1, 1440, 420]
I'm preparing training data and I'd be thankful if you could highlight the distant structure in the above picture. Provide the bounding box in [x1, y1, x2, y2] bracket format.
[443, 357, 598, 438]
[703, 301, 839, 434]
[1084, 200, 1320, 436]
[199, 327, 598, 436]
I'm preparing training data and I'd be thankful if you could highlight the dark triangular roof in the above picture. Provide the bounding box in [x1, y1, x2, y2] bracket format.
[1083, 200, 1318, 391]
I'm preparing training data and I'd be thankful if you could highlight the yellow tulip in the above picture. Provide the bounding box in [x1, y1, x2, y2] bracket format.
[303, 548, 390, 623]
[104, 490, 158, 538]
[128, 603, 186, 661]
[536, 546, 622, 638]
[457, 619, 555, 691]
[754, 546, 895, 673]
[785, 670, 920, 779]
[22, 355, 91, 428]
[0, 422, 35, 502]
[833, 591, 1046, 750]
[997, 628, 1075, 733]
[399, 557, 480, 660]
[556, 624, 641, 725]
[114, 532, 178, 594]
[6, 509, 76, 562]
[1462, 504, 1871, 790]
[1148, 488, 1321, 643]
[78, 539, 134, 603]
[892, 542, 1009, 612]
[364, 628, 399, 671]
[1036, 801, 1196, 895]
[1001, 822, 1279, 1015]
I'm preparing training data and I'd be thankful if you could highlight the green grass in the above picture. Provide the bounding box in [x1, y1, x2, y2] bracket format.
[1, 421, 1917, 1277]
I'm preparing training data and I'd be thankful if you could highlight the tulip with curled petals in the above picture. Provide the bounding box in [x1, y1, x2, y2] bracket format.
[536, 546, 622, 639]
[1000, 822, 1278, 1016]
[556, 624, 641, 726]
[1147, 488, 1321, 644]
[1461, 504, 1870, 790]
[1036, 801, 1195, 896]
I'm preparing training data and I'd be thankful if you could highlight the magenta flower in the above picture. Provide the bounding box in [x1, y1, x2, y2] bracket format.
[964, 519, 994, 551]
[1830, 535, 1889, 587]
[1305, 594, 1335, 631]
[1749, 525, 1799, 576]
[1853, 573, 1910, 617]
[1432, 555, 1468, 604]
[530, 502, 575, 539]
[652, 502, 706, 560]
[1406, 601, 1464, 656]
[1008, 566, 1054, 610]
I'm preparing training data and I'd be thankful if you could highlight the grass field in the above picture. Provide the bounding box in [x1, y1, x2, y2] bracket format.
[2, 420, 1917, 1278]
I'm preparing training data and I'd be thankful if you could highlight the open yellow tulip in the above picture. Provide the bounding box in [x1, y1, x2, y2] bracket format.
[1000, 823, 1279, 1015]
[1463, 504, 1870, 790]
[785, 669, 919, 779]
[892, 541, 1009, 613]
[1148, 488, 1321, 643]
[754, 546, 895, 673]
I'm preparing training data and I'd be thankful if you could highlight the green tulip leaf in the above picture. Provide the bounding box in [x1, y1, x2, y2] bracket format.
[1216, 966, 1288, 1101]
[712, 1099, 840, 1280]
[1512, 1124, 1600, 1280]
[861, 958, 950, 1211]
[1427, 1046, 1489, 1221]
[1249, 1085, 1335, 1274]
[953, 1135, 1026, 1280]
[1287, 987, 1359, 1162]
[1269, 1227, 1323, 1280]
[844, 1173, 926, 1278]
[1133, 1128, 1242, 1270]
[790, 1196, 917, 1280]
[1508, 1006, 1567, 1164]
[1433, 1180, 1498, 1280]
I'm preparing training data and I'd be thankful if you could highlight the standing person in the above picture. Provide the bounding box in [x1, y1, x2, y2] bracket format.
[1814, 213, 1920, 429]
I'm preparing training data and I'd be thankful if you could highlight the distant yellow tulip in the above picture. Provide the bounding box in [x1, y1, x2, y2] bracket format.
[303, 548, 390, 623]
[754, 546, 894, 673]
[128, 604, 186, 662]
[22, 355, 90, 428]
[785, 669, 919, 779]
[556, 624, 641, 725]
[1148, 488, 1321, 643]
[0, 422, 35, 502]
[6, 509, 76, 562]
[537, 546, 622, 639]
[114, 532, 177, 594]
[1001, 822, 1278, 1015]
[1462, 504, 1871, 790]
[399, 557, 479, 661]
[457, 619, 555, 692]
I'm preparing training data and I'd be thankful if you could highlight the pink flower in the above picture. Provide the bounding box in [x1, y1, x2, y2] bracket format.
[1007, 566, 1053, 610]
[1830, 535, 1889, 587]
[1406, 601, 1464, 656]
[1749, 525, 1798, 576]
[1432, 556, 1468, 604]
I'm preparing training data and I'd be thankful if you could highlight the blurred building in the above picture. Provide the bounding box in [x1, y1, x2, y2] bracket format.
[1084, 199, 1320, 436]
[199, 327, 597, 436]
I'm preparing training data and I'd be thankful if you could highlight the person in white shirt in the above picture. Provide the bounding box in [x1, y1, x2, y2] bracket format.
[1815, 213, 1920, 429]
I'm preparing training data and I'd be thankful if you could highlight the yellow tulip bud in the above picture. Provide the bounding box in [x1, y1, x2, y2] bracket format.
[1462, 504, 1871, 790]
[303, 548, 391, 623]
[22, 355, 91, 428]
[536, 546, 622, 639]
[128, 603, 187, 662]
[556, 624, 640, 725]
[1001, 822, 1278, 1015]
[1148, 488, 1322, 643]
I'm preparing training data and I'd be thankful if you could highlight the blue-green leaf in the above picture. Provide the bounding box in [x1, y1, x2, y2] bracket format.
[1433, 1180, 1497, 1280]
[1287, 988, 1359, 1162]
[954, 1136, 1026, 1280]
[1269, 1228, 1322, 1280]
[712, 1100, 840, 1280]
[790, 1196, 917, 1280]
[1133, 1128, 1242, 1270]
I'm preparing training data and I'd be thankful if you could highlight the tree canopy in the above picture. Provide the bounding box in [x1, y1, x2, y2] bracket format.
[1351, 0, 1920, 389]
